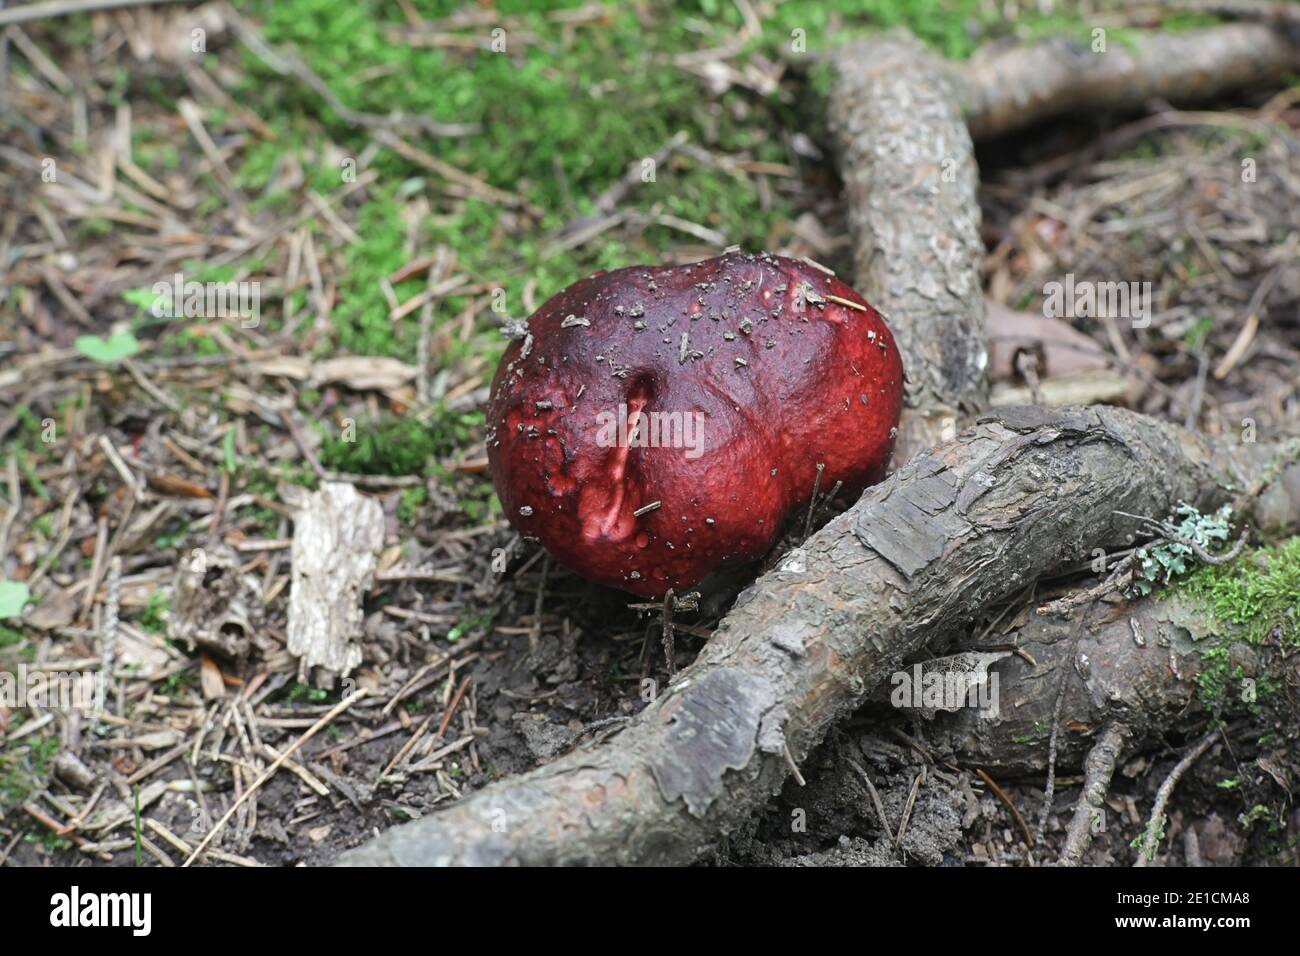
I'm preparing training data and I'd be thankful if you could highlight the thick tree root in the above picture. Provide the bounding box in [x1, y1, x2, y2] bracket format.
[827, 35, 987, 463]
[958, 23, 1300, 141]
[338, 409, 1299, 865]
[915, 559, 1300, 776]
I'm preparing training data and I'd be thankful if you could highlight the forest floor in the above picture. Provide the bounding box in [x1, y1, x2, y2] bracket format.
[1, 0, 1298, 867]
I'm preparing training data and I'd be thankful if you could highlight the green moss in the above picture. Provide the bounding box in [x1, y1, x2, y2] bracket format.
[1008, 719, 1050, 745]
[17, 453, 49, 502]
[1175, 537, 1300, 707]
[448, 610, 494, 643]
[454, 476, 500, 523]
[398, 486, 428, 524]
[327, 191, 419, 357]
[1184, 317, 1214, 352]
[77, 218, 114, 239]
[158, 328, 226, 359]
[0, 735, 60, 809]
[138, 593, 170, 635]
[159, 669, 197, 700]
[211, 0, 1142, 363]
[286, 682, 330, 704]
[236, 503, 290, 538]
[1182, 538, 1300, 646]
[224, 1, 805, 358]
[25, 831, 73, 853]
[320, 414, 439, 475]
[320, 408, 483, 476]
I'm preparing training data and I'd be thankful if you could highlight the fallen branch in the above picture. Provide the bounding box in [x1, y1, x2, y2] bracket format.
[338, 406, 1300, 865]
[958, 23, 1300, 141]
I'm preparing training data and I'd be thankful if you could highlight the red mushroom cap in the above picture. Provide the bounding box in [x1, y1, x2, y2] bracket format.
[487, 251, 904, 597]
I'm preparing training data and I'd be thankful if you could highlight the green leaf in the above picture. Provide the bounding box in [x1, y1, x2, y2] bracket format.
[0, 581, 31, 619]
[121, 287, 158, 312]
[75, 332, 140, 365]
[222, 430, 237, 473]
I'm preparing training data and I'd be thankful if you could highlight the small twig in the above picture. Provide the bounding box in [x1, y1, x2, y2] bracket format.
[895, 765, 926, 847]
[554, 131, 688, 239]
[976, 768, 1034, 848]
[886, 726, 933, 763]
[1041, 507, 1246, 615]
[1038, 549, 1137, 615]
[278, 410, 328, 481]
[1119, 511, 1249, 566]
[1185, 350, 1209, 430]
[1165, 528, 1248, 566]
[97, 434, 144, 501]
[22, 802, 110, 860]
[846, 757, 894, 846]
[528, 556, 549, 656]
[661, 588, 677, 677]
[374, 130, 534, 212]
[802, 462, 825, 541]
[122, 358, 183, 413]
[1214, 264, 1280, 380]
[416, 248, 451, 405]
[0, 0, 185, 27]
[101, 556, 122, 711]
[1059, 721, 1129, 866]
[1015, 350, 1043, 406]
[1034, 651, 1074, 845]
[816, 480, 843, 521]
[782, 741, 806, 786]
[1134, 725, 1222, 867]
[435, 675, 472, 739]
[379, 712, 435, 780]
[0, 830, 23, 866]
[0, 455, 20, 563]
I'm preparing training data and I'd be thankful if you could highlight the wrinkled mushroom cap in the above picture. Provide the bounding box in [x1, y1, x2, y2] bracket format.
[487, 251, 904, 597]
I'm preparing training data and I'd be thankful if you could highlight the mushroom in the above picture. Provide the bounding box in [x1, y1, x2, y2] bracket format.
[486, 251, 904, 597]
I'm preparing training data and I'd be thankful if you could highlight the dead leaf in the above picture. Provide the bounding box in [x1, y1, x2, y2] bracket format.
[245, 356, 311, 380]
[147, 471, 213, 499]
[310, 357, 417, 392]
[987, 298, 1109, 380]
[199, 653, 226, 700]
[25, 585, 78, 631]
[991, 368, 1131, 407]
